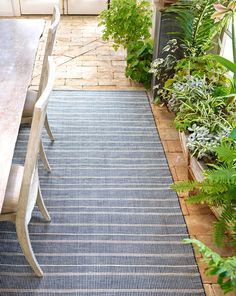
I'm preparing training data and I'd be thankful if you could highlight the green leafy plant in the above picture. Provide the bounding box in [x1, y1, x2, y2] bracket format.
[126, 39, 153, 89]
[173, 55, 232, 94]
[164, 55, 231, 107]
[174, 91, 235, 132]
[149, 39, 185, 103]
[99, 0, 152, 50]
[215, 56, 236, 76]
[166, 0, 225, 56]
[184, 239, 236, 294]
[99, 0, 153, 88]
[158, 54, 235, 160]
[151, 0, 224, 101]
[172, 141, 236, 246]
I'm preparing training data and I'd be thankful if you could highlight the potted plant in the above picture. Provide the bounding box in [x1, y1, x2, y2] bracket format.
[99, 0, 153, 88]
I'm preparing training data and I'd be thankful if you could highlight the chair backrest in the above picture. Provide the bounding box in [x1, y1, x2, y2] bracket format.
[17, 57, 55, 220]
[38, 5, 60, 97]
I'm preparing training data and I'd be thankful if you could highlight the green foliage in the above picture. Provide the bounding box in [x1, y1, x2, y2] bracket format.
[126, 39, 153, 89]
[149, 39, 184, 103]
[215, 142, 236, 165]
[214, 55, 236, 76]
[98, 0, 152, 50]
[162, 55, 232, 113]
[160, 55, 235, 160]
[214, 55, 236, 92]
[184, 239, 236, 294]
[173, 93, 234, 132]
[172, 142, 236, 246]
[230, 127, 236, 141]
[99, 0, 153, 88]
[166, 0, 225, 56]
[174, 55, 231, 91]
[151, 0, 226, 102]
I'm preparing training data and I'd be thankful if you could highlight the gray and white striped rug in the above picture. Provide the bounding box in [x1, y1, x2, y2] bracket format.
[0, 90, 205, 295]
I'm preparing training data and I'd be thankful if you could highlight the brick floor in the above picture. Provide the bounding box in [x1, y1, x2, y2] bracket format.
[31, 16, 143, 90]
[10, 15, 235, 295]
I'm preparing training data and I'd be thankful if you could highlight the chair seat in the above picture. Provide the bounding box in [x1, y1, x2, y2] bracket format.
[2, 165, 24, 214]
[22, 90, 38, 117]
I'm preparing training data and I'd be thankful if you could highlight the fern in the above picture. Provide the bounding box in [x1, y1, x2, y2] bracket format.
[166, 0, 224, 56]
[184, 239, 236, 294]
[206, 167, 236, 184]
[215, 143, 236, 165]
[171, 180, 199, 192]
[187, 191, 209, 204]
[172, 142, 236, 246]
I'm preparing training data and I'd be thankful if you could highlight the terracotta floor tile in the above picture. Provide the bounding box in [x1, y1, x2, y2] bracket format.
[179, 199, 189, 216]
[113, 79, 132, 86]
[197, 260, 218, 284]
[79, 55, 98, 61]
[169, 164, 177, 177]
[212, 284, 236, 296]
[112, 60, 127, 66]
[158, 128, 180, 141]
[83, 85, 121, 90]
[196, 234, 235, 257]
[164, 140, 182, 153]
[185, 202, 213, 216]
[166, 152, 188, 167]
[55, 85, 83, 90]
[155, 119, 175, 129]
[174, 165, 189, 181]
[66, 78, 98, 86]
[189, 236, 202, 259]
[204, 284, 215, 296]
[114, 72, 127, 79]
[151, 105, 175, 121]
[185, 214, 216, 235]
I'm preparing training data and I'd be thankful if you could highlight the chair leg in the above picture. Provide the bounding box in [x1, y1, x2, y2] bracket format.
[36, 186, 51, 222]
[15, 221, 43, 277]
[44, 114, 55, 142]
[39, 140, 51, 172]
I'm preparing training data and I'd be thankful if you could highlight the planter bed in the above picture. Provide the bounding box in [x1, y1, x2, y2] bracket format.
[179, 131, 225, 223]
[178, 131, 189, 161]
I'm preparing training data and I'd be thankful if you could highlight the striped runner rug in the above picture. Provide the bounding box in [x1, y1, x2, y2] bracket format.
[0, 90, 205, 295]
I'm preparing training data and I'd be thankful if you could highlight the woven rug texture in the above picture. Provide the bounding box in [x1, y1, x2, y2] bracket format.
[0, 90, 205, 295]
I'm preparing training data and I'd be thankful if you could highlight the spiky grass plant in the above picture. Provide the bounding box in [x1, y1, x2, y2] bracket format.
[166, 0, 226, 56]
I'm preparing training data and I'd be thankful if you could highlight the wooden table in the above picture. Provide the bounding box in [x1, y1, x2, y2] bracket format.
[0, 19, 45, 213]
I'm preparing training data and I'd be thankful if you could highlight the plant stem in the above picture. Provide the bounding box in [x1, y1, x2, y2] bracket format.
[192, 0, 209, 51]
[232, 13, 236, 85]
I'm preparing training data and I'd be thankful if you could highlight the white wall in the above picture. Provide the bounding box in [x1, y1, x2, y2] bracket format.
[67, 0, 107, 15]
[19, 0, 62, 14]
[0, 0, 107, 15]
[0, 0, 20, 16]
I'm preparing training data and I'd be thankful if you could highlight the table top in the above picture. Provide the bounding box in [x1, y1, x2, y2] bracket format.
[0, 19, 45, 213]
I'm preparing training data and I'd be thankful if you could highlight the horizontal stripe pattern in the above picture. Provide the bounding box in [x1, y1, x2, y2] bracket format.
[0, 90, 204, 295]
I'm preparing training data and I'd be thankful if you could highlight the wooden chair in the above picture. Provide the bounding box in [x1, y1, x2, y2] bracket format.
[1, 57, 55, 277]
[22, 5, 60, 171]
